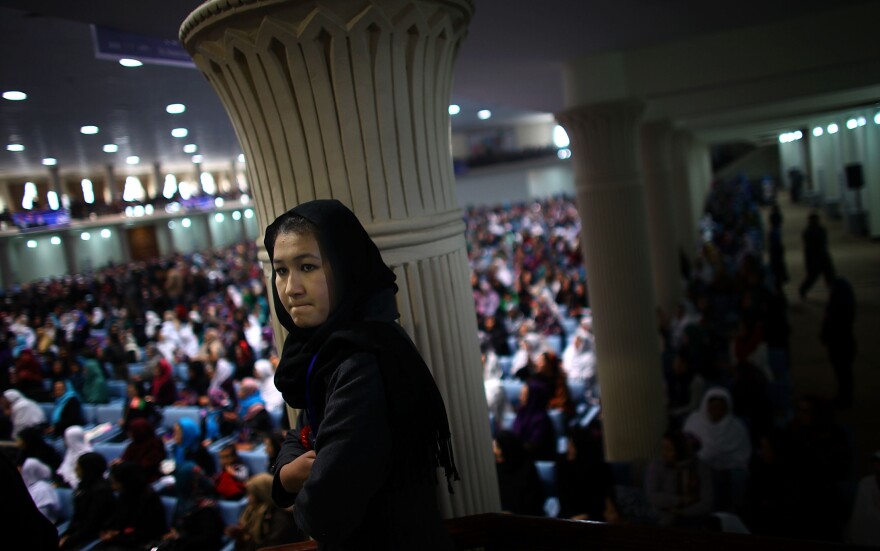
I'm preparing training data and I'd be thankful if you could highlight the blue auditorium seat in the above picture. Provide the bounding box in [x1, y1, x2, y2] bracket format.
[81, 404, 98, 425]
[218, 497, 248, 527]
[95, 402, 124, 425]
[127, 362, 146, 378]
[38, 402, 54, 420]
[546, 334, 563, 356]
[93, 441, 127, 463]
[534, 460, 557, 498]
[497, 355, 513, 379]
[161, 406, 201, 431]
[160, 496, 177, 528]
[238, 447, 269, 475]
[107, 380, 128, 400]
[55, 487, 75, 534]
[547, 408, 566, 439]
[501, 380, 523, 409]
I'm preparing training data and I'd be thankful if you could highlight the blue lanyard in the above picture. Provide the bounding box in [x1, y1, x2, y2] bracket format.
[305, 354, 319, 435]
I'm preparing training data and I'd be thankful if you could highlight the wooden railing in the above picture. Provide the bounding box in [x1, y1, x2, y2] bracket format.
[261, 513, 867, 551]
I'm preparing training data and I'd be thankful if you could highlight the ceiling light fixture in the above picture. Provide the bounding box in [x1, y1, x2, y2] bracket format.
[42, 158, 57, 166]
[827, 123, 839, 134]
[237, 154, 245, 163]
[183, 144, 197, 153]
[119, 59, 143, 68]
[80, 125, 99, 135]
[126, 156, 140, 165]
[103, 144, 118, 153]
[50, 236, 61, 245]
[101, 229, 111, 238]
[6, 144, 24, 152]
[171, 128, 188, 138]
[448, 104, 461, 115]
[192, 155, 203, 163]
[166, 103, 186, 114]
[477, 109, 492, 120]
[812, 127, 823, 137]
[846, 118, 858, 130]
[2, 91, 27, 101]
[26, 240, 37, 248]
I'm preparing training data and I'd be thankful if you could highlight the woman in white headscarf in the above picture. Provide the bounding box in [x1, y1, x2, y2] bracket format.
[21, 457, 60, 523]
[57, 425, 93, 488]
[3, 389, 46, 438]
[254, 356, 284, 413]
[683, 387, 752, 471]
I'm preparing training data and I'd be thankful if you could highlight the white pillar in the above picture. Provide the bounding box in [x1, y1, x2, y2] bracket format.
[556, 99, 666, 462]
[671, 129, 698, 259]
[104, 164, 119, 205]
[181, 0, 497, 516]
[641, 120, 681, 318]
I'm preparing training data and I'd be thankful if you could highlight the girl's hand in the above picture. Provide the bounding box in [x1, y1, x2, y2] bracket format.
[279, 450, 316, 493]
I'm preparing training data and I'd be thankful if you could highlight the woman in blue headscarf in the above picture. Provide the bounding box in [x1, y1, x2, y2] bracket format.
[172, 417, 216, 476]
[50, 379, 86, 437]
[235, 377, 271, 437]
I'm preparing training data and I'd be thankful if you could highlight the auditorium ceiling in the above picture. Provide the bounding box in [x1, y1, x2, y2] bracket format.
[0, 0, 876, 179]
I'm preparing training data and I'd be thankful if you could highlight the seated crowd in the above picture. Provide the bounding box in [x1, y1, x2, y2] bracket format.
[0, 186, 873, 546]
[471, 187, 868, 543]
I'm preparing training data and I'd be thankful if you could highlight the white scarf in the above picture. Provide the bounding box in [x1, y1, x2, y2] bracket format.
[683, 387, 751, 471]
[57, 425, 93, 488]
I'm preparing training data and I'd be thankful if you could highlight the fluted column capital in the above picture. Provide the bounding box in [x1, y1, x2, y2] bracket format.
[181, 0, 474, 231]
[556, 99, 645, 185]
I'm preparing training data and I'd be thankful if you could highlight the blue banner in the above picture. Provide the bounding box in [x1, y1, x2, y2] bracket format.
[91, 25, 195, 68]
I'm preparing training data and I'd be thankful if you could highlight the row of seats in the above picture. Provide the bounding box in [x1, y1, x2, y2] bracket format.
[54, 486, 246, 551]
[499, 379, 588, 409]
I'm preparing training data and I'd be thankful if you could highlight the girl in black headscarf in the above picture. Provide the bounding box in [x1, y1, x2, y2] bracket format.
[267, 199, 457, 550]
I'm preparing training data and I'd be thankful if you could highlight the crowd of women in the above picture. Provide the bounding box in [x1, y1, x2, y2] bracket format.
[0, 186, 875, 546]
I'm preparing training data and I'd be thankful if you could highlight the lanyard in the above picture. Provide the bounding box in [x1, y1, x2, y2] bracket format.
[305, 354, 319, 436]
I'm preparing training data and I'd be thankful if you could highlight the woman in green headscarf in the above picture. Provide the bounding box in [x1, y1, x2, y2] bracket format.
[79, 349, 109, 404]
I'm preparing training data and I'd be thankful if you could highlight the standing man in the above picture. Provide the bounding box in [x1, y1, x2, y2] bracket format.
[799, 212, 834, 300]
[821, 270, 856, 408]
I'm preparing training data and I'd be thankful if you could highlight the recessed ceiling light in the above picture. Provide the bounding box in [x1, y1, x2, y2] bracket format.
[26, 240, 37, 248]
[50, 236, 61, 245]
[183, 144, 197, 154]
[181, 218, 192, 228]
[827, 123, 839, 134]
[6, 144, 24, 152]
[237, 154, 245, 163]
[100, 229, 112, 238]
[81, 232, 91, 241]
[448, 104, 461, 115]
[103, 144, 118, 153]
[119, 59, 143, 68]
[80, 125, 99, 135]
[166, 103, 186, 114]
[192, 155, 203, 163]
[171, 128, 188, 138]
[42, 158, 57, 166]
[2, 91, 27, 101]
[126, 156, 140, 165]
[477, 109, 492, 120]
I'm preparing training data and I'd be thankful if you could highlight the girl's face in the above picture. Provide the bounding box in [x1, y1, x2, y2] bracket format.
[273, 232, 334, 329]
[54, 381, 66, 399]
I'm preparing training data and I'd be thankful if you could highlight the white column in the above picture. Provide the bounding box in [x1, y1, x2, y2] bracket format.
[182, 0, 497, 516]
[152, 162, 164, 201]
[0, 180, 14, 215]
[104, 164, 119, 205]
[671, 129, 698, 259]
[556, 99, 666, 462]
[641, 120, 681, 318]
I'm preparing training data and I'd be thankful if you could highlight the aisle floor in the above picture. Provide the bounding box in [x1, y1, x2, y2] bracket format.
[773, 194, 880, 476]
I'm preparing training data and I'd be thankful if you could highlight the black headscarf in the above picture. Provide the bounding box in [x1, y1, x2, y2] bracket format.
[265, 199, 459, 491]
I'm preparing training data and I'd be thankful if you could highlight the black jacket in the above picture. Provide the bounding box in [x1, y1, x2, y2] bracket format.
[273, 354, 451, 550]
